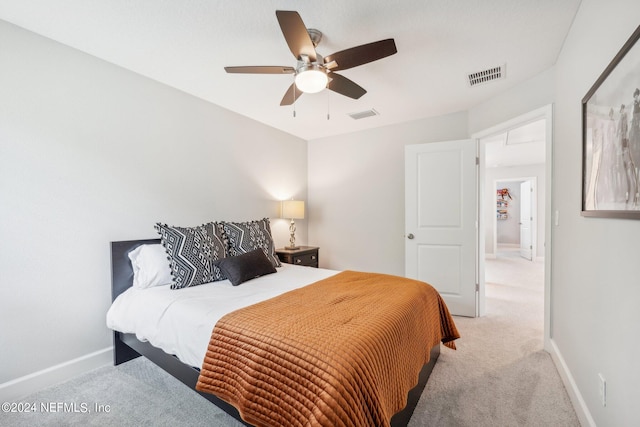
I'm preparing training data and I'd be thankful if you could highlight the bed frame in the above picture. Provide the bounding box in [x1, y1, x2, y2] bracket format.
[110, 239, 439, 427]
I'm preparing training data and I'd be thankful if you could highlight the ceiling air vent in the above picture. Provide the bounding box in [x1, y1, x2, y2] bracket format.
[467, 64, 506, 87]
[348, 109, 379, 120]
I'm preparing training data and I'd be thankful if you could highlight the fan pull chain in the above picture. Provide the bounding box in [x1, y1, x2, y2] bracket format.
[327, 90, 330, 120]
[293, 80, 297, 118]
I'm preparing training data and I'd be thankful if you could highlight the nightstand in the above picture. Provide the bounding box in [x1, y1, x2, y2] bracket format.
[276, 246, 319, 268]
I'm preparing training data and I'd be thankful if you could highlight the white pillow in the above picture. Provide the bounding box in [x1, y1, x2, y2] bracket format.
[128, 244, 173, 289]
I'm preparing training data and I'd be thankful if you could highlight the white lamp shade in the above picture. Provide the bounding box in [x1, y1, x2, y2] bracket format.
[281, 200, 305, 219]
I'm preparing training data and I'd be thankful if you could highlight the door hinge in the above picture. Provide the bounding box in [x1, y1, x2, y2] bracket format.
[475, 156, 479, 165]
[475, 283, 479, 291]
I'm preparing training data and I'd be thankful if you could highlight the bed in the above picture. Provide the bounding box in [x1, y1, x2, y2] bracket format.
[108, 237, 459, 427]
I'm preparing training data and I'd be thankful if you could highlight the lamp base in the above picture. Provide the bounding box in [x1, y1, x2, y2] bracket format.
[287, 245, 300, 250]
[288, 219, 298, 250]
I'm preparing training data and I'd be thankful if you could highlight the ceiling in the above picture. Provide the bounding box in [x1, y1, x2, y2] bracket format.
[0, 1, 580, 141]
[483, 119, 547, 167]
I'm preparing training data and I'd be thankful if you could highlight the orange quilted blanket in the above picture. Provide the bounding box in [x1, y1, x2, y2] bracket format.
[196, 271, 459, 427]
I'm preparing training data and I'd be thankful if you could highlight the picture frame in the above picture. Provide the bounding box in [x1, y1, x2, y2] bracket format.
[582, 25, 640, 219]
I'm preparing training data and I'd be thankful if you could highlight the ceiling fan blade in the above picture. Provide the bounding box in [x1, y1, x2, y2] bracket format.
[327, 72, 367, 100]
[280, 83, 304, 106]
[276, 10, 317, 62]
[224, 66, 295, 74]
[324, 39, 397, 71]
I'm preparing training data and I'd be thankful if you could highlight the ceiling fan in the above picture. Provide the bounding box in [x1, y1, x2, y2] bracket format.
[224, 10, 397, 106]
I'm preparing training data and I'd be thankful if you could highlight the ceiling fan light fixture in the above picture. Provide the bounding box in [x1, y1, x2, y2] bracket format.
[224, 11, 397, 106]
[294, 65, 328, 93]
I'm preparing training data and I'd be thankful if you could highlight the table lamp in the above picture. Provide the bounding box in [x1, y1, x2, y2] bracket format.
[281, 200, 305, 249]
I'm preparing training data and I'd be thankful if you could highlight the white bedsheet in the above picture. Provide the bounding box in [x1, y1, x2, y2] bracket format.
[106, 264, 339, 368]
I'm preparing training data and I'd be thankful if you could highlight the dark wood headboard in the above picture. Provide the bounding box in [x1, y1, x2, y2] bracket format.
[110, 238, 161, 301]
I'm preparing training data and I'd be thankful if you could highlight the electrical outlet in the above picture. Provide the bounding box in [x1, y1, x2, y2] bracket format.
[598, 373, 606, 407]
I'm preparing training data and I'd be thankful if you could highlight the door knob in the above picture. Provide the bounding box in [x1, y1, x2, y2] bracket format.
[407, 233, 414, 239]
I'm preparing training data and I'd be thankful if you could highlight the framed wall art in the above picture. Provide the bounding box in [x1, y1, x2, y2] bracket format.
[582, 25, 640, 219]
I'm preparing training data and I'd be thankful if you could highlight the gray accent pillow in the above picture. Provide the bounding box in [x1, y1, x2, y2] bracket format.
[215, 249, 277, 286]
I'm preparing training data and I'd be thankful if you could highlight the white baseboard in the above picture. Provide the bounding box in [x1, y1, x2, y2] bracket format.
[0, 347, 112, 401]
[547, 338, 595, 427]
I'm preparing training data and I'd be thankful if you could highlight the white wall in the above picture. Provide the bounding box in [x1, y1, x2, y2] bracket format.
[550, 1, 640, 425]
[485, 165, 546, 258]
[468, 67, 556, 135]
[308, 113, 468, 275]
[0, 20, 307, 399]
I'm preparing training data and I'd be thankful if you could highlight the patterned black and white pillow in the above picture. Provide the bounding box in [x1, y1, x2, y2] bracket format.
[202, 221, 229, 277]
[221, 218, 282, 268]
[155, 223, 227, 289]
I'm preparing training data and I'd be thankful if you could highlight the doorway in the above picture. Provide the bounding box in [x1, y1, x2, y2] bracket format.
[493, 177, 537, 261]
[473, 104, 552, 351]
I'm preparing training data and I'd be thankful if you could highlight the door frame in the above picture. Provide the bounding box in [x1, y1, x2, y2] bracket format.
[471, 104, 553, 351]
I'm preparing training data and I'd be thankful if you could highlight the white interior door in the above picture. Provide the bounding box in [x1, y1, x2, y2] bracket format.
[519, 180, 533, 260]
[405, 140, 477, 317]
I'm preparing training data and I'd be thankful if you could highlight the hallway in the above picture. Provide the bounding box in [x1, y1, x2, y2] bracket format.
[485, 244, 545, 345]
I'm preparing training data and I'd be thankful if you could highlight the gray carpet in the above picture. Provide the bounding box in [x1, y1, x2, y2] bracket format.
[3, 252, 579, 426]
[410, 251, 579, 426]
[1, 357, 241, 427]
